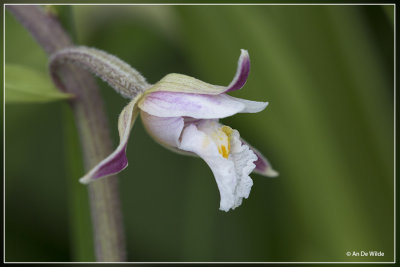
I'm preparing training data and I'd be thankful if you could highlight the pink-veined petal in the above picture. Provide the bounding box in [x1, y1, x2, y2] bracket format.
[138, 91, 246, 119]
[225, 95, 269, 113]
[139, 91, 268, 119]
[79, 97, 139, 184]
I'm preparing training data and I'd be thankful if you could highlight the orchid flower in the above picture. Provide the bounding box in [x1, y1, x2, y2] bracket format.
[52, 48, 277, 212]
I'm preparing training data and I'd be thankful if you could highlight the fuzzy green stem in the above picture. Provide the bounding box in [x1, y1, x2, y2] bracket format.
[7, 5, 126, 261]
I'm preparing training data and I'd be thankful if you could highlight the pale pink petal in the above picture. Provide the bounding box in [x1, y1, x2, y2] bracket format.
[138, 91, 246, 119]
[140, 111, 184, 148]
[225, 95, 269, 113]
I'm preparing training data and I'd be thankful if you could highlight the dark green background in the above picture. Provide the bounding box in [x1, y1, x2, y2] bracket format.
[5, 5, 394, 262]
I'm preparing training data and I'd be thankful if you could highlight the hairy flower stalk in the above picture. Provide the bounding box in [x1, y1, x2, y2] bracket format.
[50, 46, 278, 212]
[50, 46, 150, 98]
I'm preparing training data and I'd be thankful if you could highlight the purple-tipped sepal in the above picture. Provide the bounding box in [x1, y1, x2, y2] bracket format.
[225, 49, 250, 93]
[79, 98, 139, 184]
[241, 138, 278, 177]
[79, 145, 129, 184]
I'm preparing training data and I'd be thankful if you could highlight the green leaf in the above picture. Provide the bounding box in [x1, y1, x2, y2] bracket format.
[5, 64, 73, 103]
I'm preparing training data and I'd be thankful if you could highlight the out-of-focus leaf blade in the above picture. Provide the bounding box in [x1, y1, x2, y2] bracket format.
[62, 104, 94, 262]
[5, 64, 73, 103]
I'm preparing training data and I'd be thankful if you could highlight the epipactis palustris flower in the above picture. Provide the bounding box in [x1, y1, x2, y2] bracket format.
[79, 49, 278, 212]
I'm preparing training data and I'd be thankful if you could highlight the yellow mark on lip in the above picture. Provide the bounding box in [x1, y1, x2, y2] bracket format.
[217, 126, 233, 159]
[221, 125, 233, 136]
[202, 124, 233, 159]
[219, 145, 229, 159]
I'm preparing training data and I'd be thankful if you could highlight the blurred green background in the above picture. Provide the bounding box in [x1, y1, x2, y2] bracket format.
[5, 5, 394, 262]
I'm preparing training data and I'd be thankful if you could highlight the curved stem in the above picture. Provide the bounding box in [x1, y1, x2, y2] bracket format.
[7, 5, 126, 262]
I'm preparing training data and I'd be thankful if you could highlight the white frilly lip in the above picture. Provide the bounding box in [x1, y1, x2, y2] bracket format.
[140, 114, 276, 211]
[178, 120, 257, 211]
